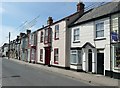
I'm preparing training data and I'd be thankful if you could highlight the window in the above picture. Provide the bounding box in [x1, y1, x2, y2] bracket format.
[54, 48, 59, 64]
[40, 49, 43, 62]
[40, 31, 43, 43]
[73, 28, 80, 42]
[44, 29, 48, 44]
[55, 25, 59, 40]
[44, 28, 51, 44]
[114, 45, 120, 67]
[96, 22, 104, 38]
[70, 50, 81, 64]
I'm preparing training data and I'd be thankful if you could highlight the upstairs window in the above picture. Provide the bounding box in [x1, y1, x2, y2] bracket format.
[96, 22, 104, 38]
[44, 29, 48, 44]
[55, 25, 59, 40]
[44, 28, 51, 44]
[73, 28, 80, 42]
[54, 48, 59, 64]
[40, 31, 43, 43]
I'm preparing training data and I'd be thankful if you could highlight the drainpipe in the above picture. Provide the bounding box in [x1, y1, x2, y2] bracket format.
[109, 15, 113, 78]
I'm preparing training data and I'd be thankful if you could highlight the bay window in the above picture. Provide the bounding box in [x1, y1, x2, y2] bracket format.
[70, 50, 81, 64]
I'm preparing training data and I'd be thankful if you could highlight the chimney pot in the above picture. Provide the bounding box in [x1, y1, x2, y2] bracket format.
[47, 17, 53, 25]
[77, 2, 85, 13]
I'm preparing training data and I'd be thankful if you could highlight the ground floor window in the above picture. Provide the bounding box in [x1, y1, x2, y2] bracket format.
[115, 45, 120, 67]
[113, 43, 120, 68]
[31, 49, 35, 60]
[40, 49, 43, 62]
[70, 50, 81, 64]
[54, 48, 59, 64]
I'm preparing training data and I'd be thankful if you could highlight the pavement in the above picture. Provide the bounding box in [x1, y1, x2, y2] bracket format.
[3, 57, 120, 87]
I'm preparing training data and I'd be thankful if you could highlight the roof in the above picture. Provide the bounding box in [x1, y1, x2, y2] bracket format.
[37, 11, 80, 32]
[70, 2, 120, 27]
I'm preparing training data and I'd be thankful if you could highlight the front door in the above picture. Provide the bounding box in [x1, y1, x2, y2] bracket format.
[88, 49, 92, 72]
[45, 47, 51, 65]
[97, 53, 104, 75]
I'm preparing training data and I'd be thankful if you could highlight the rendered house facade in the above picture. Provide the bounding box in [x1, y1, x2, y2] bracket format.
[30, 31, 37, 63]
[37, 2, 84, 68]
[69, 2, 120, 78]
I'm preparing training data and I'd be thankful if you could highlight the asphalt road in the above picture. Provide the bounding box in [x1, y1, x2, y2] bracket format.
[2, 57, 92, 86]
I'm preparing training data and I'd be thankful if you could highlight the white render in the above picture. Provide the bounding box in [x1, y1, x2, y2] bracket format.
[70, 13, 120, 75]
[37, 12, 80, 68]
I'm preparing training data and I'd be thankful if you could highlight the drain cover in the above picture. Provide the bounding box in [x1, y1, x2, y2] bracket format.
[11, 75, 20, 78]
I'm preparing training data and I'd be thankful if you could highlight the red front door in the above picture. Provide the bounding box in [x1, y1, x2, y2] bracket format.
[45, 47, 51, 65]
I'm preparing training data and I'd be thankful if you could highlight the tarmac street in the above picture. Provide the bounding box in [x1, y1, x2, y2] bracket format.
[2, 57, 92, 86]
[2, 57, 119, 87]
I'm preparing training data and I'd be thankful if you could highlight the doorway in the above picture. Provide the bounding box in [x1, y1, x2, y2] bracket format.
[97, 53, 104, 75]
[45, 47, 51, 65]
[88, 49, 92, 72]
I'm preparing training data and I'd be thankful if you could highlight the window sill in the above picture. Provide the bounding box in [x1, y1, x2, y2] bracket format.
[114, 67, 120, 70]
[73, 41, 80, 43]
[55, 38, 59, 40]
[54, 61, 58, 64]
[70, 63, 82, 66]
[94, 37, 106, 41]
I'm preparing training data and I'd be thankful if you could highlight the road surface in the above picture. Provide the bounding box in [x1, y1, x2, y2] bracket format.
[2, 57, 92, 86]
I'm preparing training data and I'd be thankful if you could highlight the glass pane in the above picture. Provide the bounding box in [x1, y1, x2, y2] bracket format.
[78, 50, 81, 64]
[96, 31, 104, 37]
[71, 50, 77, 54]
[71, 54, 77, 63]
[115, 45, 120, 67]
[96, 22, 104, 32]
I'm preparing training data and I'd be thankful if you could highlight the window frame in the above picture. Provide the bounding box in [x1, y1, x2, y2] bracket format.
[95, 22, 104, 38]
[113, 45, 120, 68]
[54, 48, 59, 64]
[40, 31, 43, 43]
[44, 29, 48, 44]
[73, 28, 80, 42]
[70, 50, 81, 64]
[55, 24, 59, 40]
[40, 49, 43, 62]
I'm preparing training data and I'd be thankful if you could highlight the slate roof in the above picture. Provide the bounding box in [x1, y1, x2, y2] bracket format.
[70, 2, 120, 27]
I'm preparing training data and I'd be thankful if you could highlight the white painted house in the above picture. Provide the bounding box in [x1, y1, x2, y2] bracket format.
[37, 2, 85, 68]
[69, 2, 120, 79]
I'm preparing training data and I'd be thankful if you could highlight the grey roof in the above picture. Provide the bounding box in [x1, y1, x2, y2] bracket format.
[73, 2, 120, 25]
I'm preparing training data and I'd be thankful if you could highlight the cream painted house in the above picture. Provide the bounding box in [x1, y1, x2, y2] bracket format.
[37, 2, 85, 68]
[69, 2, 120, 79]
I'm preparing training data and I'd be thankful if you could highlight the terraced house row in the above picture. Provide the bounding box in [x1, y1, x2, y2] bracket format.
[2, 2, 120, 79]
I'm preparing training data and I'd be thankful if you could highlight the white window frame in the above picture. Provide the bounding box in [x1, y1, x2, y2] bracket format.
[55, 24, 59, 40]
[113, 45, 120, 69]
[95, 22, 104, 38]
[73, 28, 80, 42]
[70, 50, 81, 64]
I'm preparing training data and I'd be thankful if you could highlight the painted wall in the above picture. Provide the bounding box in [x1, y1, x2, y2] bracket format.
[70, 17, 111, 74]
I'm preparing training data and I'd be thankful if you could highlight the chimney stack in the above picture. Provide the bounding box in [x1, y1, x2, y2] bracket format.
[26, 30, 31, 35]
[77, 2, 85, 13]
[20, 33, 25, 38]
[47, 17, 53, 25]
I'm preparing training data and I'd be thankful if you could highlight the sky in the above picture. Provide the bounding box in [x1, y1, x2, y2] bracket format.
[0, 0, 113, 46]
